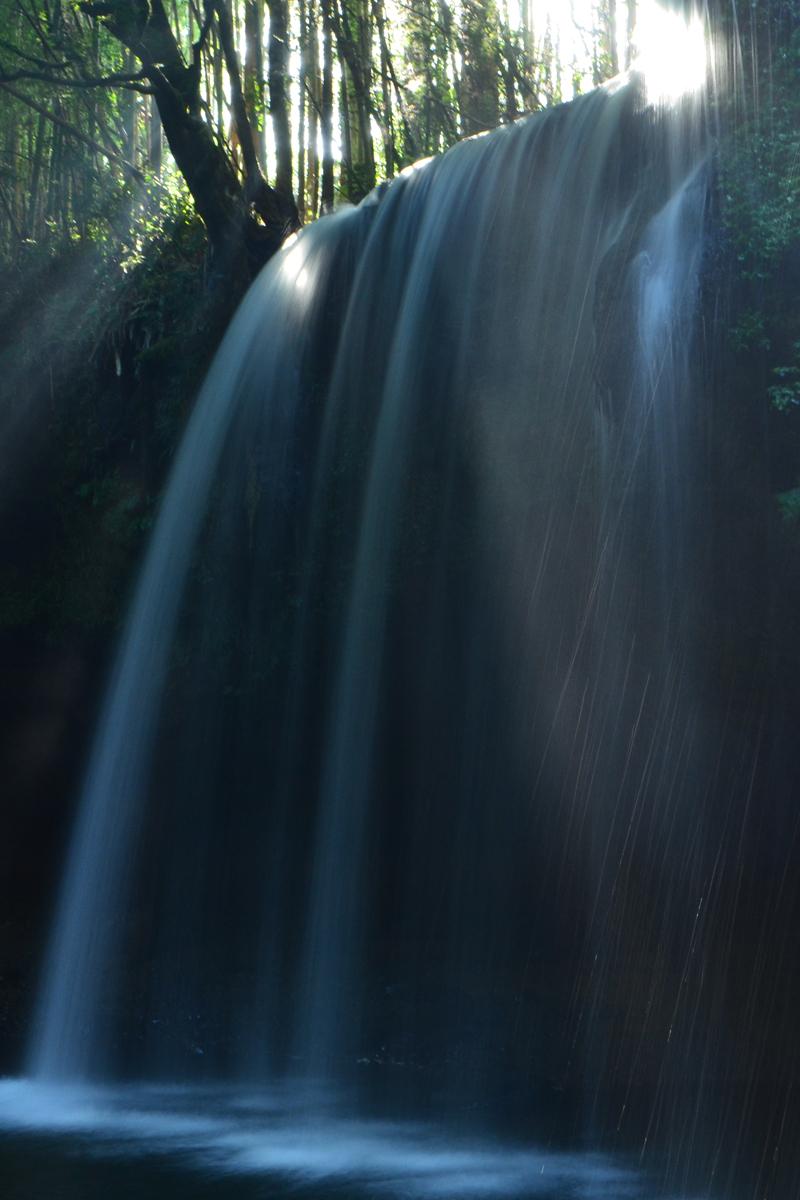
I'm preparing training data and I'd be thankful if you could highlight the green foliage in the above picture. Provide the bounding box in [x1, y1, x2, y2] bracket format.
[401, 0, 462, 158]
[1, 0, 616, 245]
[0, 0, 185, 262]
[769, 358, 800, 411]
[719, 6, 800, 477]
[0, 203, 229, 645]
[729, 308, 771, 353]
[720, 29, 800, 281]
[776, 485, 800, 521]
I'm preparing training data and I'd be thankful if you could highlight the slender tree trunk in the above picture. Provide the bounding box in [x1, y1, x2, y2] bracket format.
[25, 110, 47, 239]
[321, 0, 334, 211]
[214, 0, 260, 180]
[297, 0, 307, 217]
[0, 179, 22, 245]
[9, 115, 21, 232]
[47, 124, 61, 230]
[214, 28, 225, 137]
[86, 13, 100, 216]
[245, 0, 267, 171]
[339, 64, 353, 199]
[354, 0, 375, 190]
[59, 131, 68, 232]
[24, 114, 33, 232]
[328, 0, 374, 196]
[143, 88, 151, 172]
[67, 163, 75, 233]
[308, 0, 320, 215]
[375, 0, 394, 177]
[124, 51, 138, 167]
[149, 95, 163, 177]
[267, 0, 294, 198]
[502, 33, 518, 122]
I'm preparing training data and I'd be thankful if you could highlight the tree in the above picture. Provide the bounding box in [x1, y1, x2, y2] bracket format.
[79, 0, 299, 276]
[0, 0, 299, 280]
[0, 0, 649, 273]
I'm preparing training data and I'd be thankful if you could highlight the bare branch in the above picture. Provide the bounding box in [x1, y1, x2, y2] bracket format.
[0, 68, 154, 91]
[191, 8, 215, 70]
[0, 38, 71, 70]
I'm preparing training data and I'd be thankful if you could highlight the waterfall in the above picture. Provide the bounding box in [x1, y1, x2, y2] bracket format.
[28, 73, 713, 1148]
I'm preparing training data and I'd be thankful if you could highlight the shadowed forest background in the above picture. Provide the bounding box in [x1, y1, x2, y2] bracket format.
[2, 1, 800, 1194]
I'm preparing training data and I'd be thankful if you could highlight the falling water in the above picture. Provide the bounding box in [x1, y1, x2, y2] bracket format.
[28, 205, 378, 1079]
[8, 69, 748, 1198]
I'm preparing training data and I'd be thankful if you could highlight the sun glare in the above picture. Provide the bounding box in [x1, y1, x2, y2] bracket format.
[632, 1, 709, 102]
[496, 0, 709, 106]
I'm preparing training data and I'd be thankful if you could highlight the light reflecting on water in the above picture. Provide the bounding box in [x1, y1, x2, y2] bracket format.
[0, 1079, 685, 1199]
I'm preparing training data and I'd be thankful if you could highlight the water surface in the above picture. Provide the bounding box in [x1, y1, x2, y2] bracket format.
[0, 1079, 677, 1199]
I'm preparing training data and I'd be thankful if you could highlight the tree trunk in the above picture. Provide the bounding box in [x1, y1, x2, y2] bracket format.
[375, 0, 394, 177]
[354, 0, 375, 191]
[340, 65, 353, 199]
[149, 95, 163, 178]
[501, 33, 517, 123]
[307, 0, 320, 217]
[124, 52, 138, 169]
[321, 0, 335, 211]
[330, 0, 374, 197]
[297, 0, 307, 218]
[24, 110, 48, 240]
[458, 0, 500, 134]
[244, 0, 267, 171]
[267, 0, 294, 199]
[81, 0, 297, 279]
[213, 27, 225, 136]
[47, 124, 61, 228]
